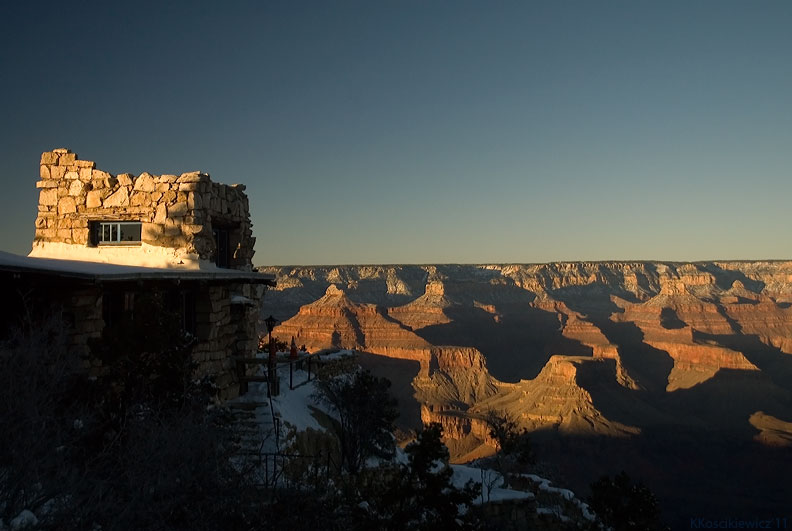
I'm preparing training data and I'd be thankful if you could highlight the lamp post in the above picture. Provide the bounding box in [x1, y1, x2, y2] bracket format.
[264, 315, 278, 396]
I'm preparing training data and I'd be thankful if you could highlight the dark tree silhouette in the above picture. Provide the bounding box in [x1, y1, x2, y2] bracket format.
[364, 422, 481, 530]
[588, 471, 668, 531]
[314, 368, 398, 474]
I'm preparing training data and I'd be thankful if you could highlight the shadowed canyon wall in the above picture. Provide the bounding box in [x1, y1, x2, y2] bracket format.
[260, 262, 792, 526]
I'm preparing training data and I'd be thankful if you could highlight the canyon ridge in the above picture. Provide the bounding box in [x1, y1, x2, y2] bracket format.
[259, 261, 792, 526]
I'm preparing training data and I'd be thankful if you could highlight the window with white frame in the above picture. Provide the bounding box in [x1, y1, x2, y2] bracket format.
[95, 221, 142, 244]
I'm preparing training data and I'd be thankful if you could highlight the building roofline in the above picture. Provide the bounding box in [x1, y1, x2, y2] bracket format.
[0, 251, 276, 286]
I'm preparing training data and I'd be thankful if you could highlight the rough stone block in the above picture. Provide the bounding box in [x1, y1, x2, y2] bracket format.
[182, 224, 204, 235]
[58, 197, 77, 215]
[117, 173, 134, 186]
[130, 191, 151, 207]
[64, 171, 79, 180]
[56, 228, 72, 240]
[52, 148, 71, 154]
[40, 152, 59, 165]
[68, 180, 85, 197]
[134, 173, 156, 192]
[178, 182, 200, 192]
[39, 188, 58, 206]
[58, 152, 76, 165]
[35, 180, 59, 189]
[73, 230, 88, 244]
[142, 223, 164, 240]
[86, 190, 104, 208]
[169, 201, 189, 217]
[177, 172, 209, 183]
[49, 165, 66, 179]
[154, 203, 167, 223]
[92, 169, 111, 180]
[79, 167, 93, 181]
[159, 174, 179, 183]
[74, 159, 96, 168]
[156, 183, 171, 193]
[103, 187, 129, 207]
[36, 227, 56, 239]
[187, 192, 202, 209]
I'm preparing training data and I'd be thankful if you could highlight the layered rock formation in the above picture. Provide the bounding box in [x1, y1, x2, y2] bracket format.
[260, 262, 792, 525]
[261, 262, 792, 450]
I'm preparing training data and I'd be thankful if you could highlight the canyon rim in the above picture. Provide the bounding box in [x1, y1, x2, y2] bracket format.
[260, 261, 792, 527]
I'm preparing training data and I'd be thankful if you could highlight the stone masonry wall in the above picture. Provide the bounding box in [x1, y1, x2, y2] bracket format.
[35, 148, 255, 269]
[194, 282, 264, 400]
[54, 281, 262, 401]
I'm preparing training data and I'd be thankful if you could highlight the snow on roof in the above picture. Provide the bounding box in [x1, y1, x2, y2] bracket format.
[0, 250, 275, 284]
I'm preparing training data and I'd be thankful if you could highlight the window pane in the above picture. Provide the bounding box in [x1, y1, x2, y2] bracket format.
[102, 224, 110, 242]
[110, 224, 118, 242]
[120, 223, 141, 242]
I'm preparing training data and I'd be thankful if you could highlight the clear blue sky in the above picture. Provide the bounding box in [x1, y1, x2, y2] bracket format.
[1, 1, 790, 265]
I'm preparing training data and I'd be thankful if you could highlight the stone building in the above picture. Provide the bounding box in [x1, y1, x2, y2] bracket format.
[31, 148, 256, 269]
[0, 149, 275, 400]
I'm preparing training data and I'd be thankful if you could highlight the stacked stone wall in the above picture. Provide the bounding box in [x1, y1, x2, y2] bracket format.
[35, 148, 255, 269]
[46, 281, 263, 401]
[193, 282, 264, 400]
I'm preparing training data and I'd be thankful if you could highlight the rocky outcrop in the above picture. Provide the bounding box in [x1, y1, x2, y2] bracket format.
[749, 411, 792, 447]
[261, 261, 792, 459]
[274, 284, 433, 358]
[472, 356, 642, 437]
[387, 280, 455, 330]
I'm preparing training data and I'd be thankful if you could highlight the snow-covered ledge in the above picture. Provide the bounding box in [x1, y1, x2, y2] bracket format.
[29, 241, 214, 270]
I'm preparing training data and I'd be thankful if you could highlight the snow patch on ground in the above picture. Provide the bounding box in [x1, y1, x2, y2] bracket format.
[271, 369, 324, 432]
[451, 465, 535, 504]
[524, 474, 596, 522]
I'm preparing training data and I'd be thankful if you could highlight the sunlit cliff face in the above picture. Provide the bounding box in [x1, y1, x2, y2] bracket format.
[260, 262, 792, 457]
